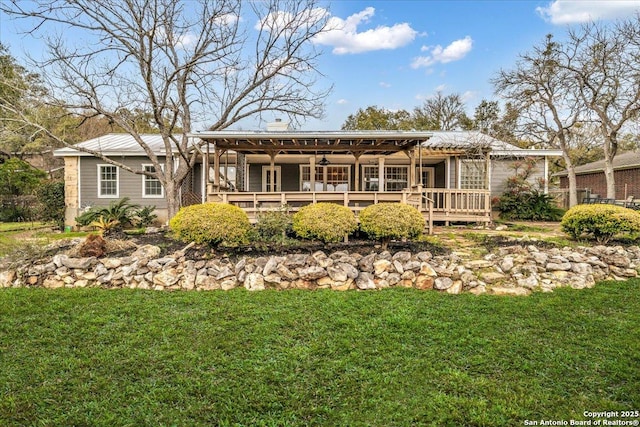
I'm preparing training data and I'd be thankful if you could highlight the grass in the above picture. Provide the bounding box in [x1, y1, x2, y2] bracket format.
[1, 282, 639, 426]
[0, 221, 48, 232]
[0, 221, 93, 256]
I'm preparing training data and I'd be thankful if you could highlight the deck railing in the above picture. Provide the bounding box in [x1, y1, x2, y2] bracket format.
[207, 188, 491, 233]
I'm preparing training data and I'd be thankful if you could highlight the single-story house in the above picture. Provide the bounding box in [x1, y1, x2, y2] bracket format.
[555, 150, 640, 201]
[54, 126, 561, 229]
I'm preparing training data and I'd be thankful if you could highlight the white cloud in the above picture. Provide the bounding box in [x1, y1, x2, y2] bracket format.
[256, 7, 327, 33]
[379, 81, 391, 88]
[536, 1, 640, 24]
[435, 84, 447, 92]
[155, 27, 197, 48]
[411, 36, 473, 69]
[213, 13, 240, 26]
[461, 90, 477, 103]
[313, 7, 417, 54]
[337, 99, 348, 105]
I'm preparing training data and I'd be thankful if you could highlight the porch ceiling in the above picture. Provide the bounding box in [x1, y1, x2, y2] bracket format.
[193, 131, 434, 156]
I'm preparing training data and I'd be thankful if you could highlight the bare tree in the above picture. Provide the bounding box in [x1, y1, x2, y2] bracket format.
[413, 92, 469, 131]
[563, 16, 640, 199]
[493, 35, 582, 207]
[0, 0, 330, 218]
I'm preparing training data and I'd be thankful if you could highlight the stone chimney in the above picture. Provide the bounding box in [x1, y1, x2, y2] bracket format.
[266, 118, 290, 131]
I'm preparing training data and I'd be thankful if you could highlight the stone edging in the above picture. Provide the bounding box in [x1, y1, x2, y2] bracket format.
[2, 243, 639, 295]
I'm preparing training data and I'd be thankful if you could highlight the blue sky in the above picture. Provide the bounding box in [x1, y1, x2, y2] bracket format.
[2, 0, 640, 131]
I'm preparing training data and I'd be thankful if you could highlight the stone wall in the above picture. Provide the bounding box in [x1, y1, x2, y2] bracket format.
[2, 243, 639, 295]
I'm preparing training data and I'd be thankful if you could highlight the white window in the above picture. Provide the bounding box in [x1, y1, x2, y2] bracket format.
[384, 166, 408, 191]
[209, 166, 237, 190]
[98, 164, 118, 198]
[300, 165, 323, 191]
[142, 164, 164, 198]
[300, 165, 350, 191]
[460, 160, 486, 189]
[362, 166, 379, 191]
[361, 165, 409, 191]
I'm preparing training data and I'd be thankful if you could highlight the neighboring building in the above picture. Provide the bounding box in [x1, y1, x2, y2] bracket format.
[55, 129, 561, 230]
[555, 150, 640, 201]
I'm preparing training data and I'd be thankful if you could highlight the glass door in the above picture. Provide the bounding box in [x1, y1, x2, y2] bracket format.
[262, 166, 281, 192]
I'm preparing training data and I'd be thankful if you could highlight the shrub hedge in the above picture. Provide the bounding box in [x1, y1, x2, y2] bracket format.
[359, 203, 424, 248]
[292, 203, 357, 243]
[561, 204, 640, 243]
[255, 206, 293, 243]
[170, 203, 251, 246]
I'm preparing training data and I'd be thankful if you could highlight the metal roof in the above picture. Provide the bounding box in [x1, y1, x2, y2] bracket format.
[192, 129, 435, 155]
[53, 131, 563, 157]
[53, 134, 189, 157]
[192, 129, 561, 156]
[555, 150, 640, 176]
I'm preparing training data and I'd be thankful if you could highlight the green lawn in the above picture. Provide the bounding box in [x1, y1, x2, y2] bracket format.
[1, 282, 639, 426]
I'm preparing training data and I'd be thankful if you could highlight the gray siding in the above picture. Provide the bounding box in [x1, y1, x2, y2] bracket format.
[248, 163, 301, 191]
[434, 161, 446, 188]
[192, 163, 203, 195]
[491, 157, 545, 197]
[79, 156, 168, 209]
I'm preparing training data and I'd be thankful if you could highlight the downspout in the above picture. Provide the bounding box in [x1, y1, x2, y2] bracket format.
[193, 141, 207, 204]
[543, 156, 549, 194]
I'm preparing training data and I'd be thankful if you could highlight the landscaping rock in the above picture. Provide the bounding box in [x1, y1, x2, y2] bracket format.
[434, 277, 453, 290]
[490, 286, 531, 296]
[244, 273, 264, 291]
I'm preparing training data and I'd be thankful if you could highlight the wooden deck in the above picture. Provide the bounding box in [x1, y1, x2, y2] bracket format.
[207, 189, 491, 234]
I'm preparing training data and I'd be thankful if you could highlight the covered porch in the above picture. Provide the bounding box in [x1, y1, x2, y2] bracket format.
[193, 130, 492, 233]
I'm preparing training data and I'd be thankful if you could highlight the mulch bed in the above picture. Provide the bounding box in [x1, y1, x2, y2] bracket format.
[124, 231, 448, 261]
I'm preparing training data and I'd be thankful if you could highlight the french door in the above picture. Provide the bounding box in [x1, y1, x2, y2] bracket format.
[262, 166, 281, 192]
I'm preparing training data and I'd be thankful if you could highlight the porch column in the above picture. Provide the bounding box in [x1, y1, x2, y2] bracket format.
[378, 157, 385, 192]
[485, 151, 491, 191]
[204, 142, 210, 199]
[269, 152, 276, 192]
[354, 152, 361, 191]
[213, 144, 220, 188]
[309, 155, 316, 191]
[409, 148, 416, 188]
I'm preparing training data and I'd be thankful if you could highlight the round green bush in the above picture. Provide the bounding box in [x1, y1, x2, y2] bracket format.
[292, 203, 357, 243]
[170, 203, 251, 246]
[359, 203, 425, 247]
[561, 204, 640, 243]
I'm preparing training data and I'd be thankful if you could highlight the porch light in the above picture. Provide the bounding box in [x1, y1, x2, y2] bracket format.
[318, 155, 330, 166]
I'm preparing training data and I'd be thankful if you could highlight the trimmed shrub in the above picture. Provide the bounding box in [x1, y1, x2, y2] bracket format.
[561, 204, 640, 244]
[359, 203, 425, 249]
[170, 202, 251, 246]
[255, 205, 293, 243]
[292, 203, 357, 243]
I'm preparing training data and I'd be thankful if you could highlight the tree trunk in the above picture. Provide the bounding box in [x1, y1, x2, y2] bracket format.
[566, 167, 579, 208]
[603, 156, 616, 200]
[165, 180, 181, 224]
[558, 137, 581, 208]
